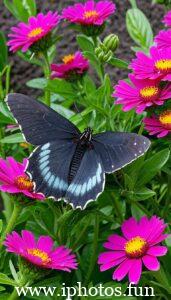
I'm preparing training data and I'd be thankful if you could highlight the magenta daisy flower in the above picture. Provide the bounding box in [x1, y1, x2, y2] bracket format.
[0, 157, 44, 200]
[51, 51, 89, 81]
[144, 110, 171, 138]
[8, 11, 60, 53]
[113, 74, 171, 114]
[130, 46, 171, 81]
[4, 230, 78, 271]
[163, 10, 171, 27]
[98, 216, 168, 284]
[62, 0, 115, 25]
[155, 30, 171, 50]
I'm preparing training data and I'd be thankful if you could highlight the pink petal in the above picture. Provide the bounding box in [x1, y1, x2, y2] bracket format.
[21, 230, 36, 249]
[100, 257, 126, 271]
[147, 246, 168, 256]
[142, 255, 160, 271]
[104, 234, 126, 250]
[37, 236, 54, 253]
[128, 259, 142, 284]
[113, 259, 133, 281]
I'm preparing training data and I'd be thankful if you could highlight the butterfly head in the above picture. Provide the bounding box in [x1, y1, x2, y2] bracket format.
[79, 127, 93, 145]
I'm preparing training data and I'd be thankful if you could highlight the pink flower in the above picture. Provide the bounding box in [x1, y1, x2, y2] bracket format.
[62, 0, 115, 26]
[155, 29, 171, 50]
[8, 11, 60, 52]
[98, 216, 168, 284]
[163, 10, 171, 27]
[144, 110, 171, 138]
[113, 74, 171, 114]
[4, 230, 78, 271]
[51, 51, 89, 80]
[0, 157, 44, 200]
[130, 46, 171, 81]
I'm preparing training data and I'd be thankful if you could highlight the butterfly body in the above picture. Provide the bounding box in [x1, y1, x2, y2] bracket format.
[7, 93, 151, 209]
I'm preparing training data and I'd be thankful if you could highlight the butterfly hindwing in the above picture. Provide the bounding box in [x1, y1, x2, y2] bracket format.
[92, 132, 150, 173]
[65, 149, 105, 209]
[27, 140, 77, 198]
[7, 93, 80, 145]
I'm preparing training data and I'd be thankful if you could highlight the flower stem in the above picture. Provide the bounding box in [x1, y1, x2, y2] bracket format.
[8, 277, 28, 300]
[129, 0, 137, 8]
[111, 193, 124, 223]
[0, 202, 22, 251]
[43, 52, 51, 107]
[138, 122, 144, 135]
[8, 288, 19, 300]
[84, 214, 99, 285]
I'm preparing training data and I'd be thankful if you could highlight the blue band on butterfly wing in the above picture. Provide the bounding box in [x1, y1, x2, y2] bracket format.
[67, 163, 103, 197]
[38, 143, 68, 191]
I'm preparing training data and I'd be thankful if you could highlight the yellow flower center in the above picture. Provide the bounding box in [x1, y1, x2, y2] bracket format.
[27, 248, 51, 265]
[28, 27, 43, 38]
[159, 110, 171, 130]
[155, 59, 171, 73]
[15, 175, 34, 191]
[125, 236, 148, 258]
[84, 10, 99, 20]
[140, 86, 158, 98]
[62, 54, 75, 64]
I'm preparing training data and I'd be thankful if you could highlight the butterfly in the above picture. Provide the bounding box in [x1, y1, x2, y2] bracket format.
[7, 93, 151, 209]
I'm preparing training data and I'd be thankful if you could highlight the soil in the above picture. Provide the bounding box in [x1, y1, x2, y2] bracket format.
[0, 0, 165, 94]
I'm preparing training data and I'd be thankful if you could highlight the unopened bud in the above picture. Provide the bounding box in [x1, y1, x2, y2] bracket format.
[103, 34, 119, 52]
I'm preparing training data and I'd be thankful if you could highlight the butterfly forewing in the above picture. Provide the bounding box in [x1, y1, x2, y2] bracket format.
[92, 132, 151, 173]
[7, 93, 80, 145]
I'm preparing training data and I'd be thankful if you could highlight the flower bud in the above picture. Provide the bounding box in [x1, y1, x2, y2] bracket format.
[103, 34, 119, 52]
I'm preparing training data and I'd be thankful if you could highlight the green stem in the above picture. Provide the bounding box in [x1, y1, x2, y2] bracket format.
[43, 52, 51, 106]
[129, 0, 137, 8]
[0, 79, 4, 100]
[138, 122, 144, 135]
[8, 288, 19, 300]
[112, 195, 124, 223]
[163, 173, 171, 218]
[84, 214, 99, 285]
[8, 277, 28, 300]
[0, 202, 22, 251]
[5, 65, 11, 96]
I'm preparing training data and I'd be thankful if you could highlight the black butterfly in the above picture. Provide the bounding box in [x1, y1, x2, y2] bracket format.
[7, 93, 151, 209]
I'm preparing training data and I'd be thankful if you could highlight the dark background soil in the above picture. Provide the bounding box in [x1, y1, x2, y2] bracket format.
[0, 0, 165, 93]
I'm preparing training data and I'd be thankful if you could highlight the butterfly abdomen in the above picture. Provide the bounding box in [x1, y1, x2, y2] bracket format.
[68, 143, 86, 184]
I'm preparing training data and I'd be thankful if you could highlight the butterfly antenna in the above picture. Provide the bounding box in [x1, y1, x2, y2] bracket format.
[74, 102, 88, 129]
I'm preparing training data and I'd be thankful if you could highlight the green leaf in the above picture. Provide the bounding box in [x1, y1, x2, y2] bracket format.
[51, 104, 74, 119]
[0, 102, 14, 120]
[9, 261, 19, 283]
[46, 79, 76, 99]
[0, 273, 16, 286]
[109, 57, 129, 69]
[136, 148, 170, 186]
[77, 35, 94, 53]
[131, 203, 145, 219]
[126, 8, 153, 50]
[134, 187, 156, 200]
[4, 0, 36, 22]
[0, 133, 25, 144]
[4, 0, 19, 20]
[0, 32, 8, 71]
[22, 0, 37, 16]
[26, 78, 47, 90]
[0, 220, 3, 233]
